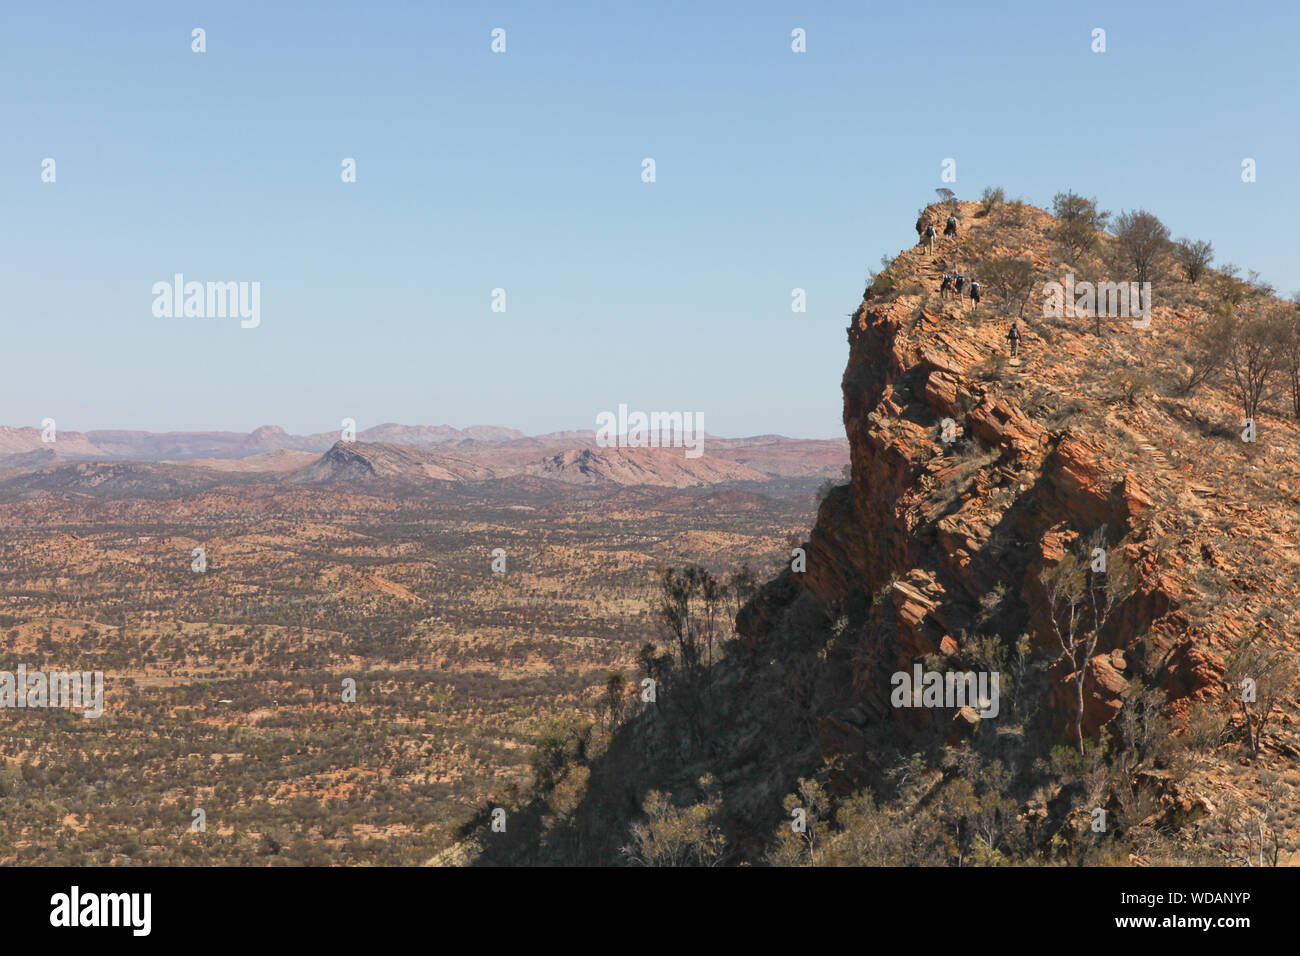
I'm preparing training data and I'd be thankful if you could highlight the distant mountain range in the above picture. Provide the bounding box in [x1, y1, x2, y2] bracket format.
[0, 424, 849, 493]
[0, 423, 531, 461]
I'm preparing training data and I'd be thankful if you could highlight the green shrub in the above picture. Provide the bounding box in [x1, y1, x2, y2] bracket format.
[979, 186, 1005, 217]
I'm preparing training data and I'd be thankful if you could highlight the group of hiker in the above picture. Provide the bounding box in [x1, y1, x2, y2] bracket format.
[914, 207, 1023, 358]
[941, 269, 1020, 354]
[938, 270, 981, 306]
[920, 214, 960, 255]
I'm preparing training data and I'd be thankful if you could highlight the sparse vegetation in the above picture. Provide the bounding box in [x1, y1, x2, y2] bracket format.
[980, 256, 1038, 316]
[1223, 301, 1287, 424]
[1224, 627, 1300, 758]
[1112, 209, 1170, 285]
[0, 470, 823, 865]
[979, 186, 1005, 217]
[1051, 190, 1110, 259]
[1174, 308, 1234, 395]
[1173, 238, 1214, 283]
[1108, 371, 1155, 403]
[1041, 528, 1135, 755]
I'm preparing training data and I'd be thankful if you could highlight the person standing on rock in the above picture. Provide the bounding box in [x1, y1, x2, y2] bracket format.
[969, 279, 982, 310]
[922, 223, 937, 255]
[944, 214, 958, 238]
[1007, 320, 1022, 357]
[939, 272, 953, 300]
[954, 272, 966, 297]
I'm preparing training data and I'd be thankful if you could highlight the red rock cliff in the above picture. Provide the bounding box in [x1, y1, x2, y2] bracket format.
[737, 200, 1300, 744]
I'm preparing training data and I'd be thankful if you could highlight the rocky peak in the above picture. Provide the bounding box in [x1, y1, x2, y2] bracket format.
[744, 198, 1300, 746]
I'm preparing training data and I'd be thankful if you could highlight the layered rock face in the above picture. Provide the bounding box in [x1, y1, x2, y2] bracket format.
[738, 200, 1288, 744]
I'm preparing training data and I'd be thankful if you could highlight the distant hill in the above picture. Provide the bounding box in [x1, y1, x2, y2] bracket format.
[527, 447, 770, 487]
[290, 441, 495, 483]
[0, 460, 243, 498]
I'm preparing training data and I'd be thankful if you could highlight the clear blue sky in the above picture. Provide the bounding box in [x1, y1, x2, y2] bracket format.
[2, 0, 1295, 439]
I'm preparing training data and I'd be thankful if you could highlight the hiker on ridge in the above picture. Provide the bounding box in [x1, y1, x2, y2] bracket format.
[954, 272, 966, 296]
[939, 272, 953, 300]
[922, 223, 937, 255]
[1007, 320, 1022, 357]
[969, 279, 982, 309]
[944, 214, 958, 238]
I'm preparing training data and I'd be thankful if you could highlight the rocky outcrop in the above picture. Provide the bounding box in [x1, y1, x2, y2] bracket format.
[738, 200, 1261, 750]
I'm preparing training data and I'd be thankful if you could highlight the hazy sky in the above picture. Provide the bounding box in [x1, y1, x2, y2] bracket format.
[3, 0, 1295, 438]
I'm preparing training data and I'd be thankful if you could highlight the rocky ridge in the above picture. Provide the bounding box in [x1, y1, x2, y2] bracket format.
[744, 199, 1300, 759]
